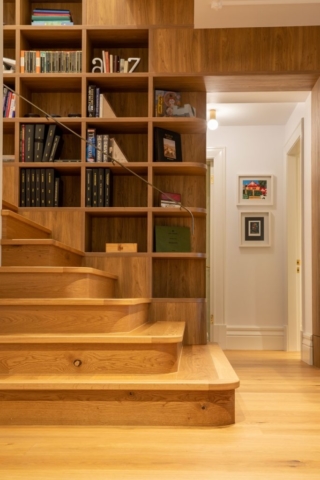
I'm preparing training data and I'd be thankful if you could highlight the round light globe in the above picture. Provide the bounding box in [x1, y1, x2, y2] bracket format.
[207, 118, 219, 130]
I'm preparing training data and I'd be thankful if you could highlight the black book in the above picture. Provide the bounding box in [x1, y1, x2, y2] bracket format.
[48, 134, 63, 162]
[40, 168, 46, 207]
[98, 168, 105, 207]
[45, 168, 55, 206]
[104, 168, 112, 206]
[25, 169, 31, 207]
[19, 124, 26, 163]
[42, 125, 60, 162]
[153, 127, 182, 162]
[85, 168, 93, 207]
[54, 176, 62, 207]
[34, 124, 46, 162]
[92, 169, 98, 207]
[35, 168, 41, 206]
[25, 124, 35, 162]
[20, 168, 26, 207]
[30, 168, 36, 207]
[87, 85, 96, 117]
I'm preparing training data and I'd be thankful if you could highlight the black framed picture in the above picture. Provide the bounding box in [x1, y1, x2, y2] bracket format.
[245, 216, 264, 241]
[154, 127, 182, 162]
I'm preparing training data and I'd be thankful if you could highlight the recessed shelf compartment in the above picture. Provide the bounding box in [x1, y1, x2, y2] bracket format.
[20, 1, 83, 26]
[152, 258, 206, 298]
[153, 215, 206, 254]
[19, 77, 82, 118]
[2, 121, 15, 157]
[85, 212, 148, 252]
[3, 1, 16, 26]
[152, 173, 206, 209]
[3, 28, 16, 63]
[86, 28, 149, 74]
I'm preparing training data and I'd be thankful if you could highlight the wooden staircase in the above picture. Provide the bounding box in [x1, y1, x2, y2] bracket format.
[0, 206, 239, 426]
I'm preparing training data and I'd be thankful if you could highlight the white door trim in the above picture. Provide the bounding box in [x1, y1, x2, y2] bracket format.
[207, 147, 226, 347]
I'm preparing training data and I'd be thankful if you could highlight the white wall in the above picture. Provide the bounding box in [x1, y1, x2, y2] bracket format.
[208, 122, 301, 350]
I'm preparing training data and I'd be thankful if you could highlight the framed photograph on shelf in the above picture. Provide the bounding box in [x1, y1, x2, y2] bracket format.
[240, 211, 271, 247]
[237, 174, 274, 206]
[154, 127, 182, 162]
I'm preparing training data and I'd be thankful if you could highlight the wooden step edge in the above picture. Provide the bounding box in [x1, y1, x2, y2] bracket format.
[1, 210, 52, 234]
[2, 201, 18, 213]
[0, 238, 85, 257]
[0, 266, 118, 279]
[0, 297, 151, 306]
[0, 345, 240, 392]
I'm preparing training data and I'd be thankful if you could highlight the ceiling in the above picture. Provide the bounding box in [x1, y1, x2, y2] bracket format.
[195, 0, 320, 29]
[207, 91, 310, 126]
[196, 1, 318, 125]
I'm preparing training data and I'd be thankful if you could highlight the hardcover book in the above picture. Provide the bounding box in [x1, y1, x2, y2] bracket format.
[154, 225, 191, 252]
[42, 125, 60, 162]
[34, 124, 46, 162]
[25, 124, 35, 162]
[154, 127, 182, 162]
[160, 192, 182, 208]
[85, 168, 93, 207]
[154, 90, 181, 117]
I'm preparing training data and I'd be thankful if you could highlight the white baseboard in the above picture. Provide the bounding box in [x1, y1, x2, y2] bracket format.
[301, 332, 313, 365]
[225, 326, 286, 350]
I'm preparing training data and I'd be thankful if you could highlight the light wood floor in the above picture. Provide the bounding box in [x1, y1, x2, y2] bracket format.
[0, 350, 319, 480]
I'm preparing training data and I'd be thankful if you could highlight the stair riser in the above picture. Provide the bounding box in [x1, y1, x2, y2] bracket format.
[1, 245, 83, 267]
[0, 343, 181, 374]
[0, 305, 148, 334]
[0, 273, 115, 298]
[0, 390, 235, 426]
[2, 217, 51, 240]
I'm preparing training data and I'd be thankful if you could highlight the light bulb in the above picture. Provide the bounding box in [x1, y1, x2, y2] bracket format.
[207, 109, 219, 130]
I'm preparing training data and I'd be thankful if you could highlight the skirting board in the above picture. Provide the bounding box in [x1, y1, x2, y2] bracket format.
[213, 324, 286, 350]
[301, 332, 313, 365]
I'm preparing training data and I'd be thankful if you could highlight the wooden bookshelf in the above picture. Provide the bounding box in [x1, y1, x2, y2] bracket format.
[2, 0, 207, 343]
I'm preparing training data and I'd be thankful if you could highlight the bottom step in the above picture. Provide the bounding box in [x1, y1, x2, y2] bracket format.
[0, 344, 239, 427]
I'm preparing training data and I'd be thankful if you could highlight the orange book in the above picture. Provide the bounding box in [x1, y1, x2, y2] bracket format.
[20, 50, 25, 73]
[36, 51, 40, 73]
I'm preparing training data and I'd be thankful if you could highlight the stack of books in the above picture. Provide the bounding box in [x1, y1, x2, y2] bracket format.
[159, 192, 182, 208]
[31, 8, 74, 26]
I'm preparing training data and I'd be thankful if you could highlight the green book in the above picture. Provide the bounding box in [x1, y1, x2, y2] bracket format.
[154, 226, 191, 252]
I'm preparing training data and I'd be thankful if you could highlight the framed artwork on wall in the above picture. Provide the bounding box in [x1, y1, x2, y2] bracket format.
[237, 174, 274, 206]
[239, 211, 271, 247]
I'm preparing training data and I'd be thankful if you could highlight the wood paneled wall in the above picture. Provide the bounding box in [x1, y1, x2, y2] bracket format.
[150, 27, 320, 74]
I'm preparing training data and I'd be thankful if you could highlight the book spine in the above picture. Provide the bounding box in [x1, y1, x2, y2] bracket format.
[35, 168, 41, 206]
[25, 124, 35, 162]
[45, 168, 55, 206]
[20, 168, 26, 207]
[48, 134, 62, 162]
[25, 169, 31, 207]
[54, 176, 61, 207]
[92, 169, 98, 207]
[85, 168, 93, 207]
[104, 168, 112, 207]
[95, 87, 100, 117]
[42, 125, 56, 162]
[98, 168, 105, 207]
[19, 124, 26, 162]
[87, 85, 95, 117]
[96, 134, 103, 162]
[30, 168, 36, 207]
[40, 168, 46, 206]
[102, 134, 109, 162]
[34, 124, 46, 162]
[86, 128, 96, 162]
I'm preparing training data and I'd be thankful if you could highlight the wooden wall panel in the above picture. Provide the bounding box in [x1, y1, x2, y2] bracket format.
[151, 27, 320, 74]
[83, 255, 150, 298]
[2, 166, 16, 206]
[150, 300, 207, 345]
[86, 0, 193, 27]
[312, 78, 320, 366]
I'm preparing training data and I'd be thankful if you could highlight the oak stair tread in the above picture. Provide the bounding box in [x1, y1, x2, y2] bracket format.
[0, 344, 239, 392]
[0, 321, 185, 344]
[0, 238, 85, 257]
[1, 210, 52, 235]
[0, 266, 118, 279]
[0, 297, 151, 306]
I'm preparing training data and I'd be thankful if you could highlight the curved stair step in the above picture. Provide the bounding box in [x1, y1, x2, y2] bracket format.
[0, 267, 117, 299]
[1, 239, 85, 267]
[1, 210, 52, 239]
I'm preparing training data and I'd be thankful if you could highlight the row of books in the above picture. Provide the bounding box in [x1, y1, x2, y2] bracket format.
[20, 168, 62, 207]
[154, 90, 196, 117]
[31, 8, 74, 26]
[20, 50, 82, 73]
[3, 87, 16, 118]
[20, 124, 63, 163]
[87, 86, 116, 118]
[86, 129, 128, 164]
[100, 51, 140, 73]
[86, 168, 112, 207]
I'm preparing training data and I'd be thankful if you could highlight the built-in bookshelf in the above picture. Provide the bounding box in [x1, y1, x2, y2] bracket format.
[2, 0, 207, 341]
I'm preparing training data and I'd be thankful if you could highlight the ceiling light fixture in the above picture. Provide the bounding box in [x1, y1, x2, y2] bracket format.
[207, 109, 219, 130]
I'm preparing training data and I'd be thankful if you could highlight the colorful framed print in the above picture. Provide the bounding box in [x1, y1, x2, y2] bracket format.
[240, 211, 271, 247]
[237, 175, 274, 206]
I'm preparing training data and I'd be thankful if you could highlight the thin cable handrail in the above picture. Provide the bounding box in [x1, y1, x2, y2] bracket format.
[3, 83, 195, 234]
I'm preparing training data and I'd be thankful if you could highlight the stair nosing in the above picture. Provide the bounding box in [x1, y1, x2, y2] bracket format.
[0, 239, 85, 256]
[0, 298, 151, 306]
[0, 266, 118, 279]
[1, 210, 52, 234]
